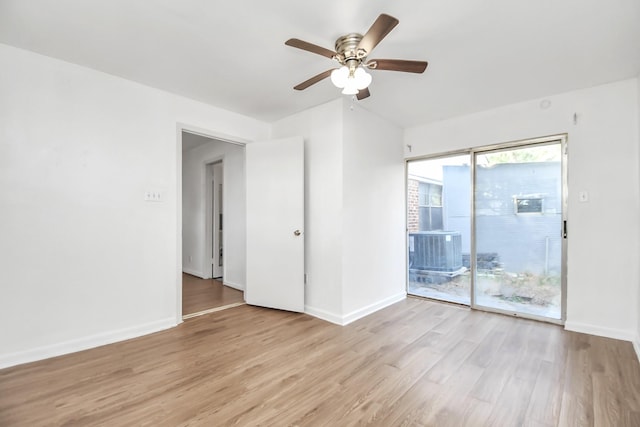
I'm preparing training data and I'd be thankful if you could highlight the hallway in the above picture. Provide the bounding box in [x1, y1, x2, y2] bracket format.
[182, 273, 244, 316]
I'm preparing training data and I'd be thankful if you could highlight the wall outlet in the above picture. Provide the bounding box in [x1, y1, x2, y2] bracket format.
[144, 191, 163, 202]
[189, 256, 193, 263]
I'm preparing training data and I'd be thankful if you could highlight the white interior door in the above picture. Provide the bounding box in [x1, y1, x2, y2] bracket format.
[245, 137, 304, 312]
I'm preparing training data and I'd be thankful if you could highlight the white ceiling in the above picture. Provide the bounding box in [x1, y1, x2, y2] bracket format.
[1, 0, 639, 128]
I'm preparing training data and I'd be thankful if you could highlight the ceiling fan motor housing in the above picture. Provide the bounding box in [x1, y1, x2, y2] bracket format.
[334, 33, 366, 68]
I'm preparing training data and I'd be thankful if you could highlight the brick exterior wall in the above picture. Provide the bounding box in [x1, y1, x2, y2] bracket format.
[407, 179, 419, 232]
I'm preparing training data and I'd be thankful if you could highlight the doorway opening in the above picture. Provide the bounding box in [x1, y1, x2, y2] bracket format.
[406, 135, 567, 323]
[179, 128, 246, 319]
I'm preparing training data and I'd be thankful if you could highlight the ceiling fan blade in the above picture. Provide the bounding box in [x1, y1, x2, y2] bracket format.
[356, 87, 370, 100]
[285, 38, 336, 59]
[357, 14, 399, 55]
[293, 69, 335, 90]
[368, 59, 428, 73]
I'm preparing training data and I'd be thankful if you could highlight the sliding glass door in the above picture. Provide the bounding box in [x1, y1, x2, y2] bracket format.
[407, 136, 567, 323]
[407, 154, 471, 305]
[473, 140, 565, 320]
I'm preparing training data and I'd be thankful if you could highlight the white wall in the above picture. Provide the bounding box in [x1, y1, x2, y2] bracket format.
[341, 103, 406, 321]
[405, 78, 640, 341]
[637, 75, 640, 355]
[0, 44, 269, 368]
[271, 99, 345, 321]
[272, 99, 407, 324]
[181, 137, 245, 289]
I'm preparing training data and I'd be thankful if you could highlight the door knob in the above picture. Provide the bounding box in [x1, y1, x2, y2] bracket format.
[293, 230, 302, 236]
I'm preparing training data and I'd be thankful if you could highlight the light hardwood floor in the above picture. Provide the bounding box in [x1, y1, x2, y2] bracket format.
[182, 273, 244, 315]
[1, 298, 640, 426]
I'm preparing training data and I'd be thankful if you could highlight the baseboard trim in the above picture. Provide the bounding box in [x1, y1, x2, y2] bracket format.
[183, 268, 205, 278]
[304, 305, 344, 325]
[564, 321, 636, 342]
[306, 292, 407, 326]
[0, 317, 177, 370]
[342, 292, 407, 326]
[223, 280, 244, 291]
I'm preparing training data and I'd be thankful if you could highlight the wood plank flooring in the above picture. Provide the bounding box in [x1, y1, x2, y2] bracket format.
[2, 298, 640, 426]
[182, 273, 244, 315]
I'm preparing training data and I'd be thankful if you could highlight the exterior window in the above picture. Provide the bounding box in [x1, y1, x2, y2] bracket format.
[419, 183, 442, 207]
[515, 197, 543, 213]
[418, 182, 443, 230]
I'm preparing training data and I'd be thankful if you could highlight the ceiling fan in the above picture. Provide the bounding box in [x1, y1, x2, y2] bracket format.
[285, 14, 428, 100]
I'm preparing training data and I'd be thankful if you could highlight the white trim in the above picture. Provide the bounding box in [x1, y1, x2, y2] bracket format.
[304, 305, 344, 325]
[176, 127, 184, 323]
[342, 292, 407, 326]
[306, 292, 407, 326]
[223, 280, 245, 291]
[633, 336, 640, 364]
[203, 156, 225, 280]
[182, 268, 206, 278]
[564, 321, 637, 342]
[178, 124, 249, 147]
[0, 317, 177, 370]
[182, 302, 245, 320]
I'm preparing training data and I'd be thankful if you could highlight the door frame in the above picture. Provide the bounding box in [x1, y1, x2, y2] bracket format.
[404, 149, 471, 306]
[176, 123, 249, 323]
[470, 134, 568, 324]
[405, 133, 568, 325]
[204, 159, 224, 280]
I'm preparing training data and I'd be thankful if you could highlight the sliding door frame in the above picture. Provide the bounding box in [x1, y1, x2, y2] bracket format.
[406, 134, 568, 325]
[405, 149, 472, 306]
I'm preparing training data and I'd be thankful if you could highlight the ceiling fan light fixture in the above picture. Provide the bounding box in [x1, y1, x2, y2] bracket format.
[337, 66, 371, 95]
[341, 79, 360, 95]
[330, 66, 349, 88]
[353, 67, 372, 90]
